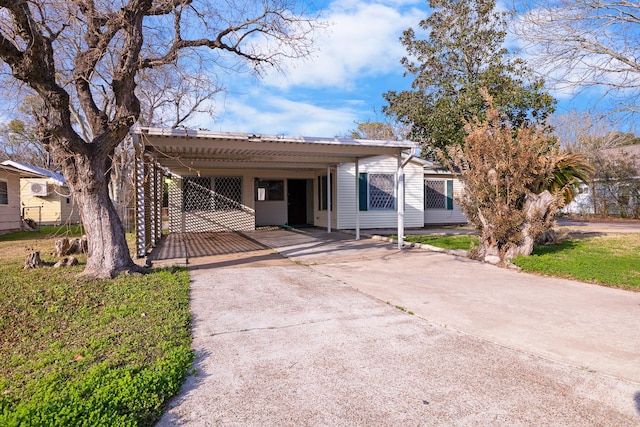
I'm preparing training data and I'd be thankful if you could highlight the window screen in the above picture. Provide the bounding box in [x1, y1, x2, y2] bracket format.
[368, 173, 395, 210]
[425, 179, 446, 209]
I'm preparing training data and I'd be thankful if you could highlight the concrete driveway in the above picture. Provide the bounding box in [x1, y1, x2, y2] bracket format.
[157, 229, 640, 426]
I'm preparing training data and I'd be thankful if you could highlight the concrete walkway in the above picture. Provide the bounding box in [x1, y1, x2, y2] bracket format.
[157, 229, 640, 425]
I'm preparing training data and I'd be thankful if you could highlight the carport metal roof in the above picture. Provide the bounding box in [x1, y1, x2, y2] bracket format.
[131, 127, 417, 253]
[131, 127, 417, 174]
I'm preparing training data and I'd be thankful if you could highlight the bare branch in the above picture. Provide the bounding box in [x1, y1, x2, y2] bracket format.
[514, 0, 640, 115]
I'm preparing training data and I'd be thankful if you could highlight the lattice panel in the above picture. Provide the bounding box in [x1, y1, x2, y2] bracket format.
[213, 177, 243, 211]
[425, 179, 446, 209]
[183, 177, 213, 211]
[172, 176, 251, 233]
[369, 173, 395, 209]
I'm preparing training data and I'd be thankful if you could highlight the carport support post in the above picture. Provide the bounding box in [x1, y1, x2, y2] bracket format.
[134, 137, 147, 258]
[327, 165, 332, 233]
[355, 159, 360, 240]
[397, 151, 404, 251]
[150, 161, 157, 249]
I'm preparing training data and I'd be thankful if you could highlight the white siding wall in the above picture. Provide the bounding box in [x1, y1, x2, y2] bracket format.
[336, 156, 424, 229]
[0, 171, 21, 234]
[423, 176, 468, 225]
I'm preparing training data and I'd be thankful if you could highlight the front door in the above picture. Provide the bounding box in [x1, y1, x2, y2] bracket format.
[287, 179, 308, 226]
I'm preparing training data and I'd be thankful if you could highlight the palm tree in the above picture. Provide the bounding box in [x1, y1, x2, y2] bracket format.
[531, 151, 593, 204]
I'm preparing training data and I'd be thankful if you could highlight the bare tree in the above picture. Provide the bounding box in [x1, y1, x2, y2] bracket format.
[0, 0, 319, 278]
[514, 1, 640, 115]
[0, 119, 51, 169]
[108, 65, 223, 224]
[347, 115, 409, 141]
[550, 110, 639, 152]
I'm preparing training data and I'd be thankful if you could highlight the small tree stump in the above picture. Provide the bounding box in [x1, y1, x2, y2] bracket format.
[53, 256, 78, 268]
[65, 237, 88, 255]
[54, 238, 71, 257]
[24, 252, 44, 269]
[54, 236, 87, 256]
[79, 236, 88, 254]
[68, 238, 80, 254]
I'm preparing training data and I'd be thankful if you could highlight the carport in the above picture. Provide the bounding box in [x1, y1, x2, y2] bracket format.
[130, 127, 416, 258]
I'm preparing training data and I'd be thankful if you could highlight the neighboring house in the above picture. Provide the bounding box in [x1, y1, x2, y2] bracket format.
[421, 158, 468, 225]
[563, 145, 640, 216]
[562, 183, 594, 215]
[0, 163, 23, 235]
[0, 160, 81, 226]
[131, 128, 422, 256]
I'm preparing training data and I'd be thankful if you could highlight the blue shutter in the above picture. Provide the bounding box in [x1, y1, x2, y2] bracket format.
[446, 179, 454, 210]
[359, 173, 368, 211]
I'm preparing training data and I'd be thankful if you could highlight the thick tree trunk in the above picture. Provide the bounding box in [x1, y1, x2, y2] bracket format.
[59, 150, 141, 279]
[474, 191, 556, 265]
[77, 187, 139, 278]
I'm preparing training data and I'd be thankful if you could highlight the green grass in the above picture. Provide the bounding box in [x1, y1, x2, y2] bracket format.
[0, 229, 193, 426]
[400, 234, 478, 251]
[0, 224, 85, 241]
[397, 231, 640, 290]
[512, 234, 640, 290]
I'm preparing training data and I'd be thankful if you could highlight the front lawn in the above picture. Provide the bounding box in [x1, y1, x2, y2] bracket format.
[512, 233, 640, 290]
[401, 233, 478, 251]
[403, 231, 640, 290]
[0, 227, 193, 426]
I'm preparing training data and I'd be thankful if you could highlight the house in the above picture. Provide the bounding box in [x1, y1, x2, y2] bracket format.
[131, 127, 425, 256]
[421, 158, 468, 225]
[563, 144, 640, 217]
[0, 160, 81, 226]
[0, 163, 23, 234]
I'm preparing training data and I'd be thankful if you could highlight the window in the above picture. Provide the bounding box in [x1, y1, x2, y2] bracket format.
[256, 180, 284, 201]
[359, 173, 396, 211]
[369, 174, 396, 210]
[0, 180, 7, 205]
[318, 174, 333, 211]
[66, 197, 71, 205]
[425, 179, 453, 210]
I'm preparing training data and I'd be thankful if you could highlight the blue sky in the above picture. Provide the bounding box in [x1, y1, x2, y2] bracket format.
[199, 0, 422, 137]
[192, 0, 609, 138]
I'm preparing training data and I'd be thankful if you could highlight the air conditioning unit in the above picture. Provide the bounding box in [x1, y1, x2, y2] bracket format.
[30, 182, 49, 197]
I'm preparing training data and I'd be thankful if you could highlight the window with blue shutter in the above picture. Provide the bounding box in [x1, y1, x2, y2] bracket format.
[358, 173, 368, 211]
[446, 179, 454, 210]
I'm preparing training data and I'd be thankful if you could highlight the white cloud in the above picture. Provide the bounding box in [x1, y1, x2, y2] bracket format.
[204, 89, 361, 137]
[263, 1, 422, 91]
[191, 0, 429, 137]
